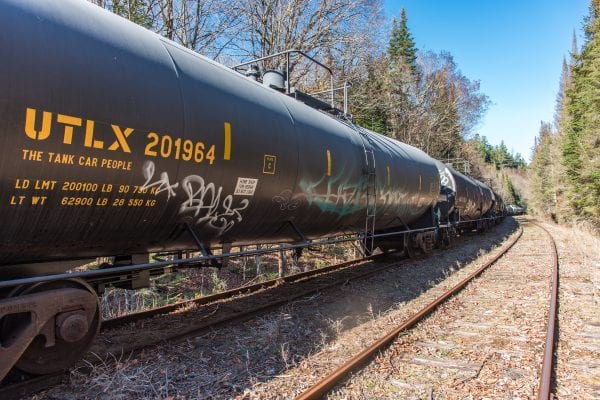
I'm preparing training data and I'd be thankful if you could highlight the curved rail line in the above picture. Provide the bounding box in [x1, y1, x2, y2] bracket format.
[1, 219, 520, 399]
[532, 221, 560, 400]
[295, 225, 525, 400]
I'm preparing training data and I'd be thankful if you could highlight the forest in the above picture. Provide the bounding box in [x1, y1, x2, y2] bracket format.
[529, 0, 599, 232]
[91, 0, 598, 232]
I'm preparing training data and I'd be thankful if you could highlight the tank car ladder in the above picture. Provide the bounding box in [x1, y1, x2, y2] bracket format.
[354, 126, 377, 255]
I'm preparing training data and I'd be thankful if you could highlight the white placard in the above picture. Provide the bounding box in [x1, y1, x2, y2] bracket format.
[234, 177, 258, 196]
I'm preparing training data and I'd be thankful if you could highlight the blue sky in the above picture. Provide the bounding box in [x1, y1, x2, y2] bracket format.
[384, 0, 589, 161]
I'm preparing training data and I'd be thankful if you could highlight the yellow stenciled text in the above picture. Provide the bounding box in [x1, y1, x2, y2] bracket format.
[23, 107, 227, 166]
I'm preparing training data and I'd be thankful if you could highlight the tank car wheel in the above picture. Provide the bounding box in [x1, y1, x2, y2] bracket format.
[403, 234, 416, 259]
[0, 279, 100, 375]
[445, 229, 453, 247]
[437, 229, 451, 249]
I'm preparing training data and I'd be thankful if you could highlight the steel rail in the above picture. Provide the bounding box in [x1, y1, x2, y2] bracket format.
[0, 217, 509, 399]
[101, 218, 503, 329]
[101, 253, 386, 330]
[532, 221, 559, 400]
[295, 225, 524, 400]
[0, 252, 403, 399]
[110, 255, 407, 356]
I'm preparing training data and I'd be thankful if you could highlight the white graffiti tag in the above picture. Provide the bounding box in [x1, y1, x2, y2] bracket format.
[140, 161, 250, 236]
[180, 175, 250, 235]
[141, 161, 179, 199]
[272, 189, 302, 211]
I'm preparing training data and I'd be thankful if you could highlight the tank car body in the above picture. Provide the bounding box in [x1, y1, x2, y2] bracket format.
[446, 166, 497, 234]
[0, 0, 509, 381]
[492, 191, 505, 217]
[506, 204, 525, 215]
[434, 162, 496, 225]
[0, 0, 440, 276]
[476, 180, 495, 217]
[446, 167, 483, 221]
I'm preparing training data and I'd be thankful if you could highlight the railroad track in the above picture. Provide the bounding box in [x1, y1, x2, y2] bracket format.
[101, 252, 386, 330]
[533, 221, 559, 400]
[0, 219, 528, 399]
[295, 219, 560, 399]
[0, 250, 405, 399]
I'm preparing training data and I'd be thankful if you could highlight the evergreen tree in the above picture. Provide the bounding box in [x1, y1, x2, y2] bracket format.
[530, 122, 556, 217]
[388, 8, 418, 73]
[469, 135, 526, 169]
[491, 140, 510, 167]
[384, 9, 418, 141]
[571, 30, 579, 64]
[388, 17, 401, 60]
[472, 135, 492, 162]
[352, 56, 389, 134]
[562, 0, 600, 227]
[554, 57, 570, 129]
[503, 172, 522, 206]
[549, 56, 571, 223]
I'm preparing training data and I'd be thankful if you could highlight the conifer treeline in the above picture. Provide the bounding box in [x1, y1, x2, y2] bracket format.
[529, 0, 599, 231]
[471, 135, 526, 169]
[350, 9, 490, 161]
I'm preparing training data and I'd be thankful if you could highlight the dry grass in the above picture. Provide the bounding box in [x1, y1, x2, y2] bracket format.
[67, 353, 172, 399]
[545, 222, 600, 399]
[100, 242, 360, 320]
[40, 220, 522, 399]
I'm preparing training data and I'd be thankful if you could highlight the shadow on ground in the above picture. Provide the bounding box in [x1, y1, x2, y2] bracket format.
[46, 218, 519, 399]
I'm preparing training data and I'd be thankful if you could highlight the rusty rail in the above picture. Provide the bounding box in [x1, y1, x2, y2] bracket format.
[295, 226, 524, 400]
[1, 217, 510, 399]
[102, 253, 388, 330]
[533, 222, 559, 400]
[0, 253, 401, 400]
[0, 373, 63, 400]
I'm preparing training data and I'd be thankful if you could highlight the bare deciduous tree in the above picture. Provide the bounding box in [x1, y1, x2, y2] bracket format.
[409, 52, 489, 158]
[90, 0, 243, 58]
[357, 51, 488, 160]
[232, 0, 383, 85]
[154, 0, 243, 58]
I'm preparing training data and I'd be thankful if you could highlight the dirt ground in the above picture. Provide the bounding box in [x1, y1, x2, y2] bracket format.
[323, 220, 562, 399]
[546, 221, 600, 399]
[34, 217, 598, 399]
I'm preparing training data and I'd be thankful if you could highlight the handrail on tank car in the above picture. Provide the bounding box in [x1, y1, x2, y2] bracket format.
[231, 49, 335, 108]
[308, 81, 352, 116]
